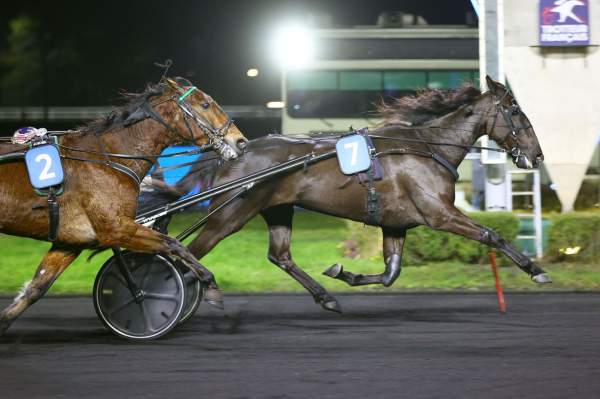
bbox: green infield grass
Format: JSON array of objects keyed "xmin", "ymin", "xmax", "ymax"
[{"xmin": 0, "ymin": 211, "xmax": 598, "ymax": 295}]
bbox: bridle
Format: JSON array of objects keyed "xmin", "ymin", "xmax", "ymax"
[
  {"xmin": 488, "ymin": 89, "xmax": 532, "ymax": 165},
  {"xmin": 171, "ymin": 86, "xmax": 236, "ymax": 158},
  {"xmin": 149, "ymin": 82, "xmax": 237, "ymax": 159}
]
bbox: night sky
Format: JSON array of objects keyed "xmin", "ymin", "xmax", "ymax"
[{"xmin": 0, "ymin": 0, "xmax": 474, "ymax": 108}]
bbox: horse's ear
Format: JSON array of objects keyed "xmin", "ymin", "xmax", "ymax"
[
  {"xmin": 163, "ymin": 77, "xmax": 179, "ymax": 91},
  {"xmin": 485, "ymin": 75, "xmax": 498, "ymax": 93}
]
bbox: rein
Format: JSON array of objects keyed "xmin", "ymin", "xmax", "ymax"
[
  {"xmin": 0, "ymin": 81, "xmax": 235, "ymax": 185},
  {"xmin": 366, "ymin": 134, "xmax": 506, "ymax": 153},
  {"xmin": 279, "ymin": 131, "xmax": 507, "ymax": 154},
  {"xmin": 55, "ymin": 141, "xmax": 213, "ymax": 164}
]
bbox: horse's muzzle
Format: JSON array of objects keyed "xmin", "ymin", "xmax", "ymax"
[
  {"xmin": 218, "ymin": 143, "xmax": 240, "ymax": 161},
  {"xmin": 236, "ymin": 138, "xmax": 248, "ymax": 153}
]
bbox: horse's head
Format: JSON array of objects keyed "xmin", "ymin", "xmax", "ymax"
[
  {"xmin": 160, "ymin": 77, "xmax": 248, "ymax": 160},
  {"xmin": 484, "ymin": 75, "xmax": 544, "ymax": 169}
]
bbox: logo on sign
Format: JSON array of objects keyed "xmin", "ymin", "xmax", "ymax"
[
  {"xmin": 540, "ymin": 0, "xmax": 589, "ymax": 46},
  {"xmin": 25, "ymin": 144, "xmax": 65, "ymax": 190},
  {"xmin": 336, "ymin": 134, "xmax": 372, "ymax": 175}
]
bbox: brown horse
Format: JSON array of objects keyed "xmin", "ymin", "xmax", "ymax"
[
  {"xmin": 151, "ymin": 76, "xmax": 549, "ymax": 312},
  {"xmin": 0, "ymin": 77, "xmax": 247, "ymax": 335}
]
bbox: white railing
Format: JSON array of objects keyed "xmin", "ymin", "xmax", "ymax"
[{"xmin": 505, "ymin": 169, "xmax": 543, "ymax": 259}]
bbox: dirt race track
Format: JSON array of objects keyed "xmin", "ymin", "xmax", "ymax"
[{"xmin": 1, "ymin": 293, "xmax": 599, "ymax": 399}]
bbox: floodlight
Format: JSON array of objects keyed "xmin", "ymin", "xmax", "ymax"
[
  {"xmin": 266, "ymin": 101, "xmax": 285, "ymax": 109},
  {"xmin": 272, "ymin": 25, "xmax": 314, "ymax": 68}
]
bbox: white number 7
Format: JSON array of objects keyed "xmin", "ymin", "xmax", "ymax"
[
  {"xmin": 35, "ymin": 153, "xmax": 57, "ymax": 181},
  {"xmin": 344, "ymin": 141, "xmax": 359, "ymax": 166}
]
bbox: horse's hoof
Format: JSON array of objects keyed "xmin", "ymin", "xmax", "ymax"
[
  {"xmin": 205, "ymin": 298, "xmax": 225, "ymax": 310},
  {"xmin": 323, "ymin": 263, "xmax": 343, "ymax": 278},
  {"xmin": 204, "ymin": 288, "xmax": 225, "ymax": 309},
  {"xmin": 382, "ymin": 254, "xmax": 402, "ymax": 287},
  {"xmin": 322, "ymin": 299, "xmax": 342, "ymax": 313},
  {"xmin": 0, "ymin": 321, "xmax": 10, "ymax": 336},
  {"xmin": 381, "ymin": 275, "xmax": 394, "ymax": 287},
  {"xmin": 532, "ymin": 273, "xmax": 552, "ymax": 284}
]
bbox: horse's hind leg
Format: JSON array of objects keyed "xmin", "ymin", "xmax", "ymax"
[
  {"xmin": 187, "ymin": 192, "xmax": 262, "ymax": 259},
  {"xmin": 323, "ymin": 228, "xmax": 406, "ymax": 287},
  {"xmin": 262, "ymin": 205, "xmax": 341, "ymax": 313},
  {"xmin": 428, "ymin": 206, "xmax": 550, "ymax": 282},
  {"xmin": 0, "ymin": 246, "xmax": 80, "ymax": 336}
]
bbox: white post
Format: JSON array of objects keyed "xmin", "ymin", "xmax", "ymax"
[
  {"xmin": 505, "ymin": 171, "xmax": 513, "ymax": 212},
  {"xmin": 479, "ymin": 0, "xmax": 508, "ymax": 211},
  {"xmin": 533, "ymin": 170, "xmax": 543, "ymax": 259}
]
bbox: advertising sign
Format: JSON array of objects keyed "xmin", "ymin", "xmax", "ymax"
[{"xmin": 540, "ymin": 0, "xmax": 590, "ymax": 46}]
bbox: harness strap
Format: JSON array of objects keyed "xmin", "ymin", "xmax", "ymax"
[
  {"xmin": 182, "ymin": 112, "xmax": 195, "ymax": 139},
  {"xmin": 365, "ymin": 170, "xmax": 380, "ymax": 225},
  {"xmin": 0, "ymin": 151, "xmax": 26, "ymax": 163},
  {"xmin": 366, "ymin": 134, "xmax": 506, "ymax": 153},
  {"xmin": 376, "ymin": 148, "xmax": 460, "ymax": 181},
  {"xmin": 108, "ymin": 161, "xmax": 142, "ymax": 185},
  {"xmin": 47, "ymin": 187, "xmax": 60, "ymax": 242},
  {"xmin": 431, "ymin": 153, "xmax": 460, "ymax": 181},
  {"xmin": 142, "ymin": 101, "xmax": 178, "ymax": 132},
  {"xmin": 123, "ymin": 100, "xmax": 177, "ymax": 133},
  {"xmin": 357, "ymin": 130, "xmax": 382, "ymax": 225},
  {"xmin": 93, "ymin": 132, "xmax": 142, "ymax": 187},
  {"xmin": 357, "ymin": 134, "xmax": 384, "ymax": 183},
  {"xmin": 56, "ymin": 143, "xmax": 211, "ymax": 162},
  {"xmin": 62, "ymin": 155, "xmax": 142, "ymax": 186}
]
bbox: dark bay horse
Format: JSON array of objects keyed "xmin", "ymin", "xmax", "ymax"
[
  {"xmin": 154, "ymin": 76, "xmax": 549, "ymax": 313},
  {"xmin": 0, "ymin": 77, "xmax": 247, "ymax": 335}
]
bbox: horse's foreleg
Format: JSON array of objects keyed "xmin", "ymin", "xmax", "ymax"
[
  {"xmin": 429, "ymin": 206, "xmax": 550, "ymax": 282},
  {"xmin": 262, "ymin": 205, "xmax": 341, "ymax": 313},
  {"xmin": 323, "ymin": 228, "xmax": 406, "ymax": 287},
  {"xmin": 0, "ymin": 246, "xmax": 80, "ymax": 335},
  {"xmin": 105, "ymin": 221, "xmax": 224, "ymax": 308}
]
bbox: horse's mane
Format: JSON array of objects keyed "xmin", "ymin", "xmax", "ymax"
[
  {"xmin": 79, "ymin": 82, "xmax": 166, "ymax": 135},
  {"xmin": 376, "ymin": 85, "xmax": 481, "ymax": 126}
]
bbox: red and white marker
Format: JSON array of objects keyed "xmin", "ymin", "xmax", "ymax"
[{"xmin": 488, "ymin": 252, "xmax": 506, "ymax": 314}]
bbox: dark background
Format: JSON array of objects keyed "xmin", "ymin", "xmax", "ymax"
[{"xmin": 0, "ymin": 0, "xmax": 474, "ymax": 108}]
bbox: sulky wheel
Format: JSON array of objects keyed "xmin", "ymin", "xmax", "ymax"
[
  {"xmin": 93, "ymin": 252, "xmax": 185, "ymax": 340},
  {"xmin": 176, "ymin": 265, "xmax": 203, "ymax": 325}
]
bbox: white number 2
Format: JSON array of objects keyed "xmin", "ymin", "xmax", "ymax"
[
  {"xmin": 344, "ymin": 141, "xmax": 359, "ymax": 166},
  {"xmin": 35, "ymin": 153, "xmax": 56, "ymax": 181}
]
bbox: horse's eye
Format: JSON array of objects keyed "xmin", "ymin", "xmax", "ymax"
[
  {"xmin": 202, "ymin": 102, "xmax": 210, "ymax": 110},
  {"xmin": 511, "ymin": 107, "xmax": 520, "ymax": 116}
]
